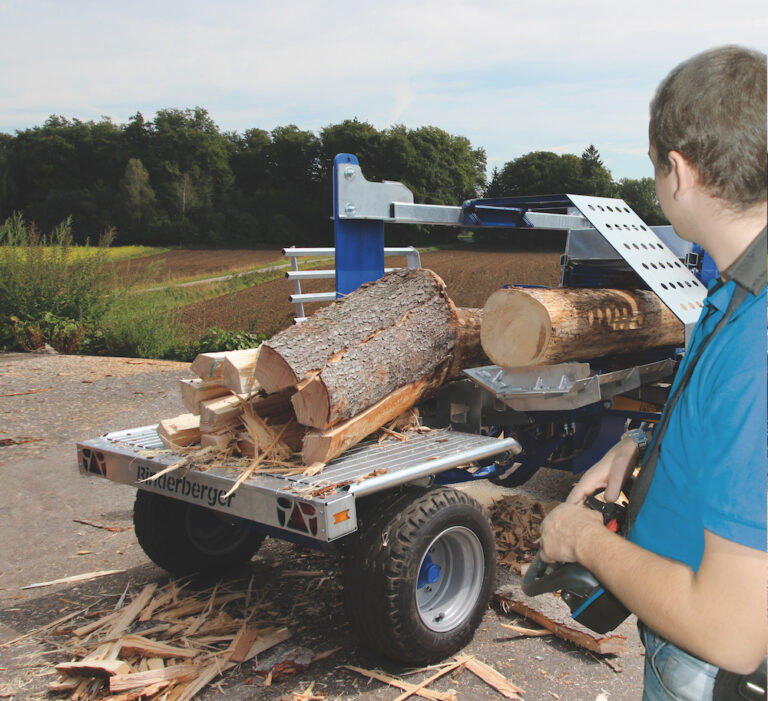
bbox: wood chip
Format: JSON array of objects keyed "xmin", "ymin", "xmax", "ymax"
[
  {"xmin": 342, "ymin": 666, "xmax": 456, "ymax": 701},
  {"xmin": 104, "ymin": 584, "xmax": 158, "ymax": 640},
  {"xmin": 499, "ymin": 622, "xmax": 552, "ymax": 637},
  {"xmin": 22, "ymin": 569, "xmax": 125, "ymax": 590},
  {"xmin": 461, "ymin": 656, "xmax": 523, "ymax": 699},
  {"xmin": 109, "ymin": 663, "xmax": 200, "ymax": 693}
]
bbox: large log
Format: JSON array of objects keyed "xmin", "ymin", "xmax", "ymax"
[
  {"xmin": 255, "ymin": 269, "xmax": 459, "ymax": 395},
  {"xmin": 292, "ymin": 306, "xmax": 485, "ymax": 430},
  {"xmin": 257, "ymin": 269, "xmax": 460, "ymax": 430},
  {"xmin": 480, "ymin": 286, "xmax": 684, "ymax": 368}
]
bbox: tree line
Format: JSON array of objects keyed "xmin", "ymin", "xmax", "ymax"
[{"xmin": 0, "ymin": 108, "xmax": 665, "ymax": 247}]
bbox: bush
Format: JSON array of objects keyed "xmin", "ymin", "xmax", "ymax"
[
  {"xmin": 187, "ymin": 327, "xmax": 265, "ymax": 356},
  {"xmin": 0, "ymin": 213, "xmax": 116, "ymax": 351}
]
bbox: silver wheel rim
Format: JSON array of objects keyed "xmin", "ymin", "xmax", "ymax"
[{"xmin": 415, "ymin": 526, "xmax": 485, "ymax": 633}]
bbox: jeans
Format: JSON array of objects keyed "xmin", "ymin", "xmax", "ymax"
[{"xmin": 639, "ymin": 623, "xmax": 718, "ymax": 701}]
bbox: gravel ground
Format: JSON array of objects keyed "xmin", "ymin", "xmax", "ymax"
[{"xmin": 0, "ymin": 351, "xmax": 645, "ymax": 700}]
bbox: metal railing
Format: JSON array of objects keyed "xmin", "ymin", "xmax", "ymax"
[{"xmin": 283, "ymin": 246, "xmax": 421, "ymax": 322}]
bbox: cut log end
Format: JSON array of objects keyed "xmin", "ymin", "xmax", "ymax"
[
  {"xmin": 480, "ymin": 288, "xmax": 551, "ymax": 367},
  {"xmin": 291, "ymin": 376, "xmax": 331, "ymax": 430},
  {"xmin": 254, "ymin": 344, "xmax": 299, "ymax": 394}
]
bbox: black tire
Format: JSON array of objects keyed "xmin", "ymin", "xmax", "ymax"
[
  {"xmin": 133, "ymin": 490, "xmax": 265, "ymax": 576},
  {"xmin": 342, "ymin": 486, "xmax": 496, "ymax": 664}
]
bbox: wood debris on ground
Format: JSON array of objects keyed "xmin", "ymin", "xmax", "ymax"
[
  {"xmin": 38, "ymin": 578, "xmax": 293, "ymax": 700},
  {"xmin": 495, "ymin": 582, "xmax": 626, "ymax": 656},
  {"xmin": 489, "ymin": 494, "xmax": 559, "ymax": 574},
  {"xmin": 343, "ymin": 654, "xmax": 523, "ymax": 700},
  {"xmin": 0, "ymin": 435, "xmax": 45, "ymax": 446}
]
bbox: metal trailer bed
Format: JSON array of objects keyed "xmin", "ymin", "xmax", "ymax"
[{"xmin": 77, "ymin": 427, "xmax": 519, "ymax": 544}]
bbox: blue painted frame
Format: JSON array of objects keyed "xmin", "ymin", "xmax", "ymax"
[{"xmin": 333, "ymin": 153, "xmax": 385, "ymax": 297}]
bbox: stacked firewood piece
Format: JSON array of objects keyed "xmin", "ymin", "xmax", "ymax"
[{"xmin": 157, "ymin": 347, "xmax": 304, "ymax": 465}]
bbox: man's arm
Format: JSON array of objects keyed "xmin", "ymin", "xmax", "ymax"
[{"xmin": 540, "ymin": 504, "xmax": 767, "ymax": 674}]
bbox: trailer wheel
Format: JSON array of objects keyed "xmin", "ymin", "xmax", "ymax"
[
  {"xmin": 133, "ymin": 490, "xmax": 264, "ymax": 576},
  {"xmin": 343, "ymin": 486, "xmax": 495, "ymax": 664}
]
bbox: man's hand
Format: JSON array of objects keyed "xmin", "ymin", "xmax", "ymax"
[
  {"xmin": 566, "ymin": 435, "xmax": 639, "ymax": 505},
  {"xmin": 539, "ymin": 502, "xmax": 604, "ymax": 563}
]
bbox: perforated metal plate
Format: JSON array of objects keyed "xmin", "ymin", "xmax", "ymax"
[{"xmin": 567, "ymin": 194, "xmax": 706, "ymax": 330}]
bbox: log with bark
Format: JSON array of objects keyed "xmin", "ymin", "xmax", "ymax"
[
  {"xmin": 256, "ymin": 269, "xmax": 489, "ymax": 433},
  {"xmin": 255, "ymin": 269, "xmax": 459, "ymax": 397},
  {"xmin": 480, "ymin": 286, "xmax": 684, "ymax": 368}
]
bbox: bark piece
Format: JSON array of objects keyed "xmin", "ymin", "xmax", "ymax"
[
  {"xmin": 494, "ymin": 582, "xmax": 626, "ymax": 655},
  {"xmin": 221, "ymin": 348, "xmax": 262, "ymax": 394},
  {"xmin": 481, "ymin": 286, "xmax": 684, "ymax": 367},
  {"xmin": 301, "ymin": 363, "xmax": 449, "ymax": 465},
  {"xmin": 179, "ymin": 378, "xmax": 230, "ymax": 415},
  {"xmin": 255, "ymin": 269, "xmax": 458, "ymax": 395},
  {"xmin": 157, "ymin": 413, "xmax": 201, "ymax": 449}
]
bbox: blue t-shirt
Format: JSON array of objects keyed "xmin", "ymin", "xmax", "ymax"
[{"xmin": 629, "ymin": 278, "xmax": 767, "ymax": 571}]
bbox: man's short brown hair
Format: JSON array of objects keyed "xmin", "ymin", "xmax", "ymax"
[{"xmin": 649, "ymin": 45, "xmax": 767, "ymax": 210}]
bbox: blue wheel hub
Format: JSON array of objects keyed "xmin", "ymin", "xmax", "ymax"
[{"xmin": 417, "ymin": 554, "xmax": 441, "ymax": 589}]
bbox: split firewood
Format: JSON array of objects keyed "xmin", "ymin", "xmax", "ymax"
[
  {"xmin": 240, "ymin": 405, "xmax": 293, "ymax": 461},
  {"xmin": 179, "ymin": 378, "xmax": 230, "ymax": 414},
  {"xmin": 481, "ymin": 286, "xmax": 684, "ymax": 368},
  {"xmin": 200, "ymin": 429, "xmax": 239, "ymax": 452},
  {"xmin": 199, "ymin": 394, "xmax": 245, "ymax": 432},
  {"xmin": 301, "ymin": 362, "xmax": 449, "ymax": 465},
  {"xmin": 221, "ymin": 347, "xmax": 262, "ymax": 394},
  {"xmin": 118, "ymin": 635, "xmax": 200, "ymax": 659},
  {"xmin": 189, "ymin": 351, "xmax": 230, "ymax": 380},
  {"xmin": 157, "ymin": 413, "xmax": 201, "ymax": 449}
]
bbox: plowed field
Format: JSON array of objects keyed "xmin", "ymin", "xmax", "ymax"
[
  {"xmin": 113, "ymin": 248, "xmax": 285, "ymax": 283},
  {"xmin": 176, "ymin": 248, "xmax": 563, "ymax": 338}
]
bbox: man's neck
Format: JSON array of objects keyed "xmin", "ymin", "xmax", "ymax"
[{"xmin": 688, "ymin": 198, "xmax": 767, "ymax": 271}]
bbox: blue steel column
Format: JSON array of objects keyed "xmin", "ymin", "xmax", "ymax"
[{"xmin": 333, "ymin": 153, "xmax": 385, "ymax": 297}]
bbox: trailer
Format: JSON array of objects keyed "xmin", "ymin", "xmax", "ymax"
[{"xmin": 76, "ymin": 154, "xmax": 710, "ymax": 664}]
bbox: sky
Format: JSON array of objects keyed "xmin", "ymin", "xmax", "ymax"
[{"xmin": 1, "ymin": 0, "xmax": 766, "ymax": 183}]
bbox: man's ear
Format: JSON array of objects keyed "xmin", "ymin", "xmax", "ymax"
[{"xmin": 668, "ymin": 150, "xmax": 698, "ymax": 199}]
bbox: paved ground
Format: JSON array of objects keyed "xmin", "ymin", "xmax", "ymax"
[{"xmin": 0, "ymin": 352, "xmax": 645, "ymax": 700}]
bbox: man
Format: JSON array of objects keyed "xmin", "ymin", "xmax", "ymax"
[{"xmin": 539, "ymin": 45, "xmax": 767, "ymax": 700}]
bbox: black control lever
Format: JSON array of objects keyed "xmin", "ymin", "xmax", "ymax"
[{"xmin": 521, "ymin": 493, "xmax": 630, "ymax": 634}]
